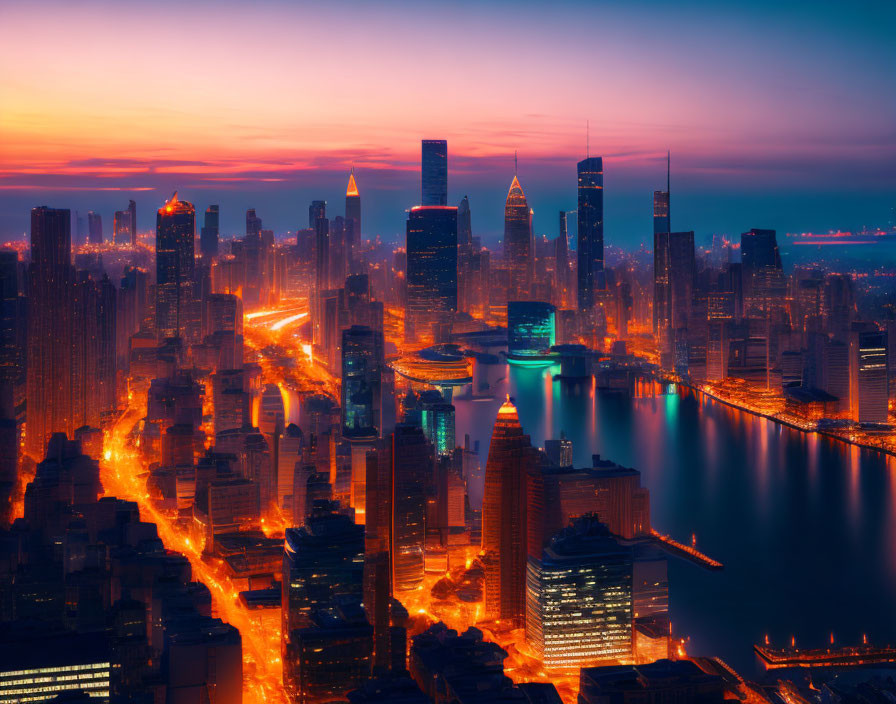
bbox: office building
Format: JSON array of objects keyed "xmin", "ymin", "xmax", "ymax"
[
  {"xmin": 856, "ymin": 330, "xmax": 889, "ymax": 424},
  {"xmin": 508, "ymin": 301, "xmax": 556, "ymax": 361},
  {"xmin": 577, "ymin": 156, "xmax": 604, "ymax": 312},
  {"xmin": 87, "ymin": 210, "xmax": 103, "ymax": 244},
  {"xmin": 418, "ymin": 390, "xmax": 455, "ymax": 458},
  {"xmin": 544, "ymin": 433, "xmax": 572, "ymax": 468},
  {"xmin": 342, "ymin": 325, "xmax": 385, "ymax": 440},
  {"xmin": 113, "ymin": 200, "xmax": 136, "ymax": 246},
  {"xmin": 201, "ymin": 204, "xmax": 219, "ymax": 259},
  {"xmin": 422, "ymin": 139, "xmax": 448, "ymax": 206},
  {"xmin": 525, "ymin": 516, "xmax": 633, "ymax": 669},
  {"xmin": 741, "ymin": 228, "xmax": 785, "ymax": 318},
  {"xmin": 26, "ymin": 207, "xmax": 74, "ymax": 458},
  {"xmin": 578, "ymin": 660, "xmax": 725, "ymax": 704},
  {"xmin": 346, "ymin": 170, "xmax": 361, "ymax": 272},
  {"xmin": 405, "ymin": 206, "xmax": 457, "ymax": 340},
  {"xmin": 481, "ymin": 398, "xmax": 540, "ymax": 624},
  {"xmin": 504, "ymin": 174, "xmax": 533, "ymax": 300},
  {"xmin": 155, "ymin": 192, "xmax": 196, "ymax": 342}
]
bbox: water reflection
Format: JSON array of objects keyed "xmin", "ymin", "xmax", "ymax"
[{"xmin": 453, "ymin": 364, "xmax": 896, "ymax": 675}]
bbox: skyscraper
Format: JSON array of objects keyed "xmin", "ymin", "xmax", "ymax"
[
  {"xmin": 741, "ymin": 228, "xmax": 785, "ymax": 318},
  {"xmin": 653, "ymin": 152, "xmax": 670, "ymax": 236},
  {"xmin": 654, "ymin": 231, "xmax": 695, "ymax": 362},
  {"xmin": 26, "ymin": 207, "xmax": 73, "ymax": 458},
  {"xmin": 155, "ymin": 192, "xmax": 196, "ymax": 341},
  {"xmin": 127, "ymin": 199, "xmax": 137, "ymax": 245},
  {"xmin": 341, "ymin": 325, "xmax": 384, "ymax": 440},
  {"xmin": 87, "ymin": 210, "xmax": 103, "ymax": 244},
  {"xmin": 246, "ymin": 208, "xmax": 262, "ymax": 237},
  {"xmin": 525, "ymin": 516, "xmax": 634, "ymax": 669},
  {"xmin": 405, "ymin": 206, "xmax": 457, "ymax": 340},
  {"xmin": 504, "ymin": 173, "xmax": 532, "ymax": 301},
  {"xmin": 481, "ymin": 398, "xmax": 540, "ymax": 624},
  {"xmin": 421, "ymin": 139, "xmax": 448, "ymax": 206},
  {"xmin": 345, "ymin": 170, "xmax": 361, "ymax": 274},
  {"xmin": 200, "ymin": 204, "xmax": 219, "ymax": 259},
  {"xmin": 856, "ymin": 330, "xmax": 888, "ymax": 424},
  {"xmin": 577, "ymin": 156, "xmax": 604, "ymax": 313},
  {"xmin": 386, "ymin": 424, "xmax": 430, "ymax": 590}
]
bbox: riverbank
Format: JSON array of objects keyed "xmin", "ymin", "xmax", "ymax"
[{"xmin": 681, "ymin": 381, "xmax": 896, "ymax": 460}]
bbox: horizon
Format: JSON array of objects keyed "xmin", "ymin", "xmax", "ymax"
[{"xmin": 1, "ymin": 0, "xmax": 894, "ymax": 244}]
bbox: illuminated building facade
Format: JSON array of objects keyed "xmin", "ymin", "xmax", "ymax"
[
  {"xmin": 405, "ymin": 206, "xmax": 457, "ymax": 340},
  {"xmin": 26, "ymin": 207, "xmax": 74, "ymax": 459},
  {"xmin": 504, "ymin": 174, "xmax": 532, "ymax": 300},
  {"xmin": 342, "ymin": 325, "xmax": 385, "ymax": 440},
  {"xmin": 155, "ymin": 192, "xmax": 196, "ymax": 342},
  {"xmin": 482, "ymin": 398, "xmax": 540, "ymax": 624},
  {"xmin": 525, "ymin": 516, "xmax": 633, "ymax": 670},
  {"xmin": 113, "ymin": 200, "xmax": 136, "ymax": 245},
  {"xmin": 577, "ymin": 156, "xmax": 604, "ymax": 312},
  {"xmin": 421, "ymin": 139, "xmax": 448, "ymax": 206},
  {"xmin": 856, "ymin": 330, "xmax": 889, "ymax": 424},
  {"xmin": 508, "ymin": 301, "xmax": 556, "ymax": 361},
  {"xmin": 387, "ymin": 424, "xmax": 430, "ymax": 590},
  {"xmin": 346, "ymin": 169, "xmax": 361, "ymax": 273},
  {"xmin": 418, "ymin": 389, "xmax": 455, "ymax": 457},
  {"xmin": 654, "ymin": 231, "xmax": 695, "ymax": 367},
  {"xmin": 0, "ymin": 632, "xmax": 111, "ymax": 703}
]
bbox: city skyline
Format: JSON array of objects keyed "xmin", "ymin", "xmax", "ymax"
[{"xmin": 1, "ymin": 1, "xmax": 894, "ymax": 242}]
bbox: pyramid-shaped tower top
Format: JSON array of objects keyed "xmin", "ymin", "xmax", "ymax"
[
  {"xmin": 346, "ymin": 169, "xmax": 359, "ymax": 198},
  {"xmin": 497, "ymin": 394, "xmax": 519, "ymax": 419}
]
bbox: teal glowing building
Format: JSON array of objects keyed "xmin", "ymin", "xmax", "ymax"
[{"xmin": 507, "ymin": 301, "xmax": 556, "ymax": 366}]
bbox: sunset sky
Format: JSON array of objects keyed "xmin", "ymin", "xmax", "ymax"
[{"xmin": 1, "ymin": 0, "xmax": 894, "ymax": 245}]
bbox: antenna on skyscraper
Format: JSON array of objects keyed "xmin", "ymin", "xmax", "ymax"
[{"xmin": 514, "ymin": 150, "xmax": 518, "ymax": 175}]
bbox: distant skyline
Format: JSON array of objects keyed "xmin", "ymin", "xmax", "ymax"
[{"xmin": 1, "ymin": 0, "xmax": 894, "ymax": 245}]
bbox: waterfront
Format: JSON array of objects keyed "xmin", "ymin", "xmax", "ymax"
[{"xmin": 454, "ymin": 363, "xmax": 896, "ymax": 677}]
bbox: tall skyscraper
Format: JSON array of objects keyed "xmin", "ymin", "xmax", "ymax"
[
  {"xmin": 653, "ymin": 152, "xmax": 671, "ymax": 236},
  {"xmin": 741, "ymin": 228, "xmax": 785, "ymax": 318},
  {"xmin": 113, "ymin": 199, "xmax": 137, "ymax": 245},
  {"xmin": 345, "ymin": 170, "xmax": 361, "ymax": 273},
  {"xmin": 341, "ymin": 325, "xmax": 384, "ymax": 440},
  {"xmin": 309, "ymin": 200, "xmax": 327, "ymax": 229},
  {"xmin": 856, "ymin": 330, "xmax": 889, "ymax": 424},
  {"xmin": 127, "ymin": 199, "xmax": 137, "ymax": 245},
  {"xmin": 246, "ymin": 208, "xmax": 262, "ymax": 237},
  {"xmin": 504, "ymin": 173, "xmax": 532, "ymax": 301},
  {"xmin": 654, "ymin": 231, "xmax": 695, "ymax": 360},
  {"xmin": 315, "ymin": 215, "xmax": 330, "ymax": 293},
  {"xmin": 405, "ymin": 206, "xmax": 457, "ymax": 340},
  {"xmin": 155, "ymin": 192, "xmax": 196, "ymax": 341},
  {"xmin": 200, "ymin": 204, "xmax": 219, "ymax": 259},
  {"xmin": 481, "ymin": 398, "xmax": 540, "ymax": 624},
  {"xmin": 525, "ymin": 516, "xmax": 634, "ymax": 669},
  {"xmin": 577, "ymin": 157, "xmax": 604, "ymax": 313},
  {"xmin": 421, "ymin": 139, "xmax": 447, "ymax": 206},
  {"xmin": 87, "ymin": 210, "xmax": 103, "ymax": 245},
  {"xmin": 26, "ymin": 207, "xmax": 73, "ymax": 458}
]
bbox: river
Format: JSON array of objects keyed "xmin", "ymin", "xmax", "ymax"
[{"xmin": 453, "ymin": 363, "xmax": 896, "ymax": 676}]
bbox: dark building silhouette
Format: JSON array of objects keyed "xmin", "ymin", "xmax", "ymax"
[
  {"xmin": 155, "ymin": 192, "xmax": 196, "ymax": 342},
  {"xmin": 578, "ymin": 660, "xmax": 724, "ymax": 704},
  {"xmin": 26, "ymin": 207, "xmax": 74, "ymax": 458},
  {"xmin": 200, "ymin": 204, "xmax": 219, "ymax": 259},
  {"xmin": 421, "ymin": 139, "xmax": 448, "ymax": 206},
  {"xmin": 577, "ymin": 156, "xmax": 604, "ymax": 312},
  {"xmin": 654, "ymin": 231, "xmax": 695, "ymax": 366},
  {"xmin": 481, "ymin": 398, "xmax": 540, "ymax": 624},
  {"xmin": 87, "ymin": 210, "xmax": 103, "ymax": 244},
  {"xmin": 741, "ymin": 228, "xmax": 785, "ymax": 318},
  {"xmin": 405, "ymin": 206, "xmax": 457, "ymax": 340}
]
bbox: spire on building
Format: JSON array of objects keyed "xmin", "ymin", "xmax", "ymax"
[{"xmin": 347, "ymin": 169, "xmax": 359, "ymax": 198}]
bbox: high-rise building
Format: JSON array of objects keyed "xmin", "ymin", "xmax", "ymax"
[
  {"xmin": 26, "ymin": 207, "xmax": 74, "ymax": 458},
  {"xmin": 87, "ymin": 210, "xmax": 103, "ymax": 244},
  {"xmin": 201, "ymin": 204, "xmax": 219, "ymax": 259},
  {"xmin": 855, "ymin": 330, "xmax": 889, "ymax": 424},
  {"xmin": 113, "ymin": 207, "xmax": 132, "ymax": 245},
  {"xmin": 128, "ymin": 199, "xmax": 137, "ymax": 245},
  {"xmin": 309, "ymin": 200, "xmax": 326, "ymax": 229},
  {"xmin": 246, "ymin": 208, "xmax": 262, "ymax": 237},
  {"xmin": 741, "ymin": 228, "xmax": 785, "ymax": 318},
  {"xmin": 654, "ymin": 231, "xmax": 695, "ymax": 364},
  {"xmin": 346, "ymin": 170, "xmax": 361, "ymax": 273},
  {"xmin": 544, "ymin": 433, "xmax": 573, "ymax": 468},
  {"xmin": 342, "ymin": 325, "xmax": 385, "ymax": 440},
  {"xmin": 577, "ymin": 156, "xmax": 604, "ymax": 312},
  {"xmin": 405, "ymin": 206, "xmax": 457, "ymax": 340},
  {"xmin": 481, "ymin": 398, "xmax": 540, "ymax": 624},
  {"xmin": 653, "ymin": 152, "xmax": 671, "ymax": 236},
  {"xmin": 315, "ymin": 214, "xmax": 330, "ymax": 293},
  {"xmin": 418, "ymin": 390, "xmax": 455, "ymax": 458},
  {"xmin": 525, "ymin": 516, "xmax": 634, "ymax": 669},
  {"xmin": 504, "ymin": 173, "xmax": 533, "ymax": 300},
  {"xmin": 282, "ymin": 501, "xmax": 365, "ymax": 639},
  {"xmin": 507, "ymin": 301, "xmax": 556, "ymax": 361},
  {"xmin": 387, "ymin": 424, "xmax": 430, "ymax": 590},
  {"xmin": 421, "ymin": 139, "xmax": 447, "ymax": 206},
  {"xmin": 155, "ymin": 192, "xmax": 196, "ymax": 342},
  {"xmin": 578, "ymin": 660, "xmax": 724, "ymax": 704}
]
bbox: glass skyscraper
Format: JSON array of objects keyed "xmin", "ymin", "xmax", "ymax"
[
  {"xmin": 341, "ymin": 325, "xmax": 384, "ymax": 440},
  {"xmin": 421, "ymin": 139, "xmax": 447, "ymax": 206},
  {"xmin": 577, "ymin": 157, "xmax": 604, "ymax": 313},
  {"xmin": 200, "ymin": 204, "xmax": 219, "ymax": 259},
  {"xmin": 504, "ymin": 175, "xmax": 532, "ymax": 300},
  {"xmin": 155, "ymin": 192, "xmax": 196, "ymax": 342},
  {"xmin": 405, "ymin": 206, "xmax": 457, "ymax": 340}
]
